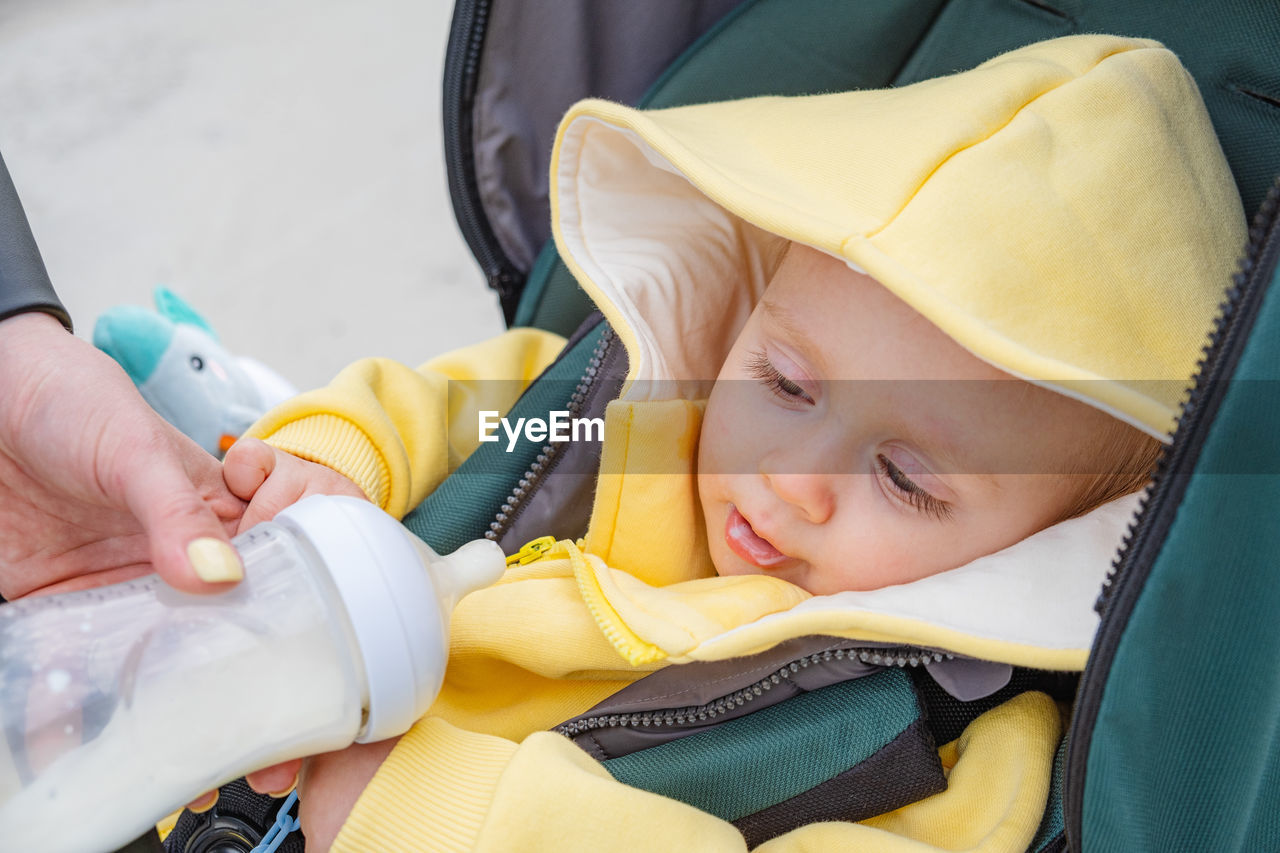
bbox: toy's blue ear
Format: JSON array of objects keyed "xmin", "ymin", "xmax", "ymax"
[
  {"xmin": 154, "ymin": 286, "xmax": 217, "ymax": 340},
  {"xmin": 94, "ymin": 306, "xmax": 174, "ymax": 385}
]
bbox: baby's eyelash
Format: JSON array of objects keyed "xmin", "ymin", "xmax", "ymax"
[
  {"xmin": 876, "ymin": 454, "xmax": 954, "ymax": 521},
  {"xmin": 746, "ymin": 350, "xmax": 812, "ymax": 403}
]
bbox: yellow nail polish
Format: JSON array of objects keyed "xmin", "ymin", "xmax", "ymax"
[
  {"xmin": 187, "ymin": 791, "xmax": 219, "ymax": 813},
  {"xmin": 265, "ymin": 773, "xmax": 299, "ymax": 798},
  {"xmin": 187, "ymin": 538, "xmax": 243, "ymax": 583}
]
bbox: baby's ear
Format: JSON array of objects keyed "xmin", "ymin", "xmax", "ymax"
[{"xmin": 153, "ymin": 286, "xmax": 218, "ymax": 339}]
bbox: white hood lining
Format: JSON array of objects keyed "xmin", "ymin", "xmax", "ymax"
[
  {"xmin": 557, "ymin": 118, "xmax": 782, "ymax": 399},
  {"xmin": 702, "ymin": 491, "xmax": 1141, "ymax": 655}
]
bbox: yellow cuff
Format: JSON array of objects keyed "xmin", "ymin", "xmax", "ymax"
[
  {"xmin": 264, "ymin": 415, "xmax": 391, "ymax": 510},
  {"xmin": 332, "ymin": 718, "xmax": 518, "ymax": 853}
]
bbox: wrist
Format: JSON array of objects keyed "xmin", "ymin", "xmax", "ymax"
[
  {"xmin": 0, "ymin": 309, "xmax": 68, "ymax": 341},
  {"xmin": 262, "ymin": 417, "xmax": 390, "ymax": 511},
  {"xmin": 0, "ymin": 312, "xmax": 76, "ymax": 402},
  {"xmin": 0, "ymin": 303, "xmax": 72, "ymax": 337}
]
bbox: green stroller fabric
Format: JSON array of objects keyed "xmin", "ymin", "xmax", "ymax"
[
  {"xmin": 1069, "ymin": 182, "xmax": 1280, "ymax": 850},
  {"xmin": 501, "ymin": 0, "xmax": 1280, "ymax": 335}
]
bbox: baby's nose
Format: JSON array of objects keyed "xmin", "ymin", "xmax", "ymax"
[{"xmin": 760, "ymin": 470, "xmax": 835, "ymax": 525}]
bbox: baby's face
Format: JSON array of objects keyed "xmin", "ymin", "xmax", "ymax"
[{"xmin": 697, "ymin": 245, "xmax": 1118, "ymax": 594}]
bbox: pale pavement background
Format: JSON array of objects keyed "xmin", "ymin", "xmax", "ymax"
[{"xmin": 0, "ymin": 0, "xmax": 502, "ymax": 392}]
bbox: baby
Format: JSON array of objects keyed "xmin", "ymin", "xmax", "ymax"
[{"xmin": 212, "ymin": 34, "xmax": 1244, "ymax": 853}]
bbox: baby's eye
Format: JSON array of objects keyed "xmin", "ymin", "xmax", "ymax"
[
  {"xmin": 876, "ymin": 454, "xmax": 953, "ymax": 521},
  {"xmin": 746, "ymin": 350, "xmax": 813, "ymax": 404}
]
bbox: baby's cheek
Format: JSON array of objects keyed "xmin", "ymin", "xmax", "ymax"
[
  {"xmin": 807, "ymin": 512, "xmax": 944, "ymax": 593},
  {"xmin": 701, "ymin": 390, "xmax": 761, "ymax": 476}
]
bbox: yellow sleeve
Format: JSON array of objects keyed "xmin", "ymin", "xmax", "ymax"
[
  {"xmin": 332, "ymin": 693, "xmax": 1061, "ymax": 853},
  {"xmin": 243, "ymin": 327, "xmax": 566, "ymax": 519}
]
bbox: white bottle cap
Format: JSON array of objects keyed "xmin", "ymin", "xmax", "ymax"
[{"xmin": 275, "ymin": 495, "xmax": 505, "ymax": 742}]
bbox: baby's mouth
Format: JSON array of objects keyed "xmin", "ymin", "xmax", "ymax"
[{"xmin": 725, "ymin": 505, "xmax": 790, "ymax": 568}]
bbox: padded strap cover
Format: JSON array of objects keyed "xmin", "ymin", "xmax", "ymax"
[{"xmin": 0, "ymin": 152, "xmax": 68, "ymax": 330}]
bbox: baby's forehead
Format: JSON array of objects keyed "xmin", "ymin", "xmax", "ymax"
[
  {"xmin": 756, "ymin": 293, "xmax": 808, "ymax": 340},
  {"xmin": 756, "ymin": 262, "xmax": 989, "ymax": 379}
]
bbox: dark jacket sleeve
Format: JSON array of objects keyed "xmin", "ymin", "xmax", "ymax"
[{"xmin": 0, "ymin": 151, "xmax": 70, "ymax": 330}]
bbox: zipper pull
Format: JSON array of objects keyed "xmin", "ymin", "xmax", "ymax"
[{"xmin": 506, "ymin": 535, "xmax": 563, "ymax": 567}]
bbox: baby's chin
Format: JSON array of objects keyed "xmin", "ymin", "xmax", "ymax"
[{"xmin": 708, "ymin": 548, "xmax": 758, "ymax": 579}]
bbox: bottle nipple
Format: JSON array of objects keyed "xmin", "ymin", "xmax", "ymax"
[{"xmin": 414, "ymin": 539, "xmax": 506, "ymax": 614}]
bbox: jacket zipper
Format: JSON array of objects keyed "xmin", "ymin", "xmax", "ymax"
[
  {"xmin": 504, "ymin": 536, "xmax": 951, "ymax": 735},
  {"xmin": 1093, "ymin": 182, "xmax": 1280, "ymax": 616},
  {"xmin": 485, "ymin": 326, "xmax": 617, "ymax": 541},
  {"xmin": 1065, "ymin": 178, "xmax": 1280, "ymax": 849},
  {"xmin": 504, "ymin": 534, "xmax": 576, "ymax": 566},
  {"xmin": 554, "ymin": 646, "xmax": 951, "ymax": 737},
  {"xmin": 443, "ymin": 0, "xmax": 523, "ymax": 324}
]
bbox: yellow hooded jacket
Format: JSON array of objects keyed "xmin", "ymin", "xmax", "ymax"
[{"xmin": 244, "ymin": 35, "xmax": 1243, "ymax": 852}]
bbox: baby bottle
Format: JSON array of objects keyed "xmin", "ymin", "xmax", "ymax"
[{"xmin": 0, "ymin": 495, "xmax": 505, "ymax": 853}]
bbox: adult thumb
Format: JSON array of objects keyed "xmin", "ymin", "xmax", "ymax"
[{"xmin": 122, "ymin": 449, "xmax": 243, "ymax": 593}]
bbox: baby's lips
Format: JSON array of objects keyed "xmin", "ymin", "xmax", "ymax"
[{"xmin": 725, "ymin": 505, "xmax": 790, "ymax": 568}]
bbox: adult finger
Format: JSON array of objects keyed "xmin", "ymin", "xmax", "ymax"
[
  {"xmin": 119, "ymin": 436, "xmax": 243, "ymax": 593},
  {"xmin": 185, "ymin": 790, "xmax": 219, "ymax": 814},
  {"xmin": 246, "ymin": 759, "xmax": 303, "ymax": 797}
]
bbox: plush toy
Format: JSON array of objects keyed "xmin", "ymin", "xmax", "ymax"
[{"xmin": 94, "ymin": 287, "xmax": 297, "ymax": 459}]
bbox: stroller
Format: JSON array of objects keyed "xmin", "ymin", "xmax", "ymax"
[{"xmin": 156, "ymin": 0, "xmax": 1280, "ymax": 851}]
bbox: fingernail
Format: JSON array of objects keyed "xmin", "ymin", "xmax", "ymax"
[
  {"xmin": 187, "ymin": 538, "xmax": 243, "ymax": 583},
  {"xmin": 265, "ymin": 772, "xmax": 300, "ymax": 798},
  {"xmin": 187, "ymin": 791, "xmax": 219, "ymax": 813}
]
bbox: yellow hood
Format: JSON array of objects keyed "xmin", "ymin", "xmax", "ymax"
[{"xmin": 549, "ymin": 34, "xmax": 1245, "ymax": 439}]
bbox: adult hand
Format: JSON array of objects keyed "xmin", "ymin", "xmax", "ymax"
[{"xmin": 0, "ymin": 311, "xmax": 245, "ymax": 599}]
